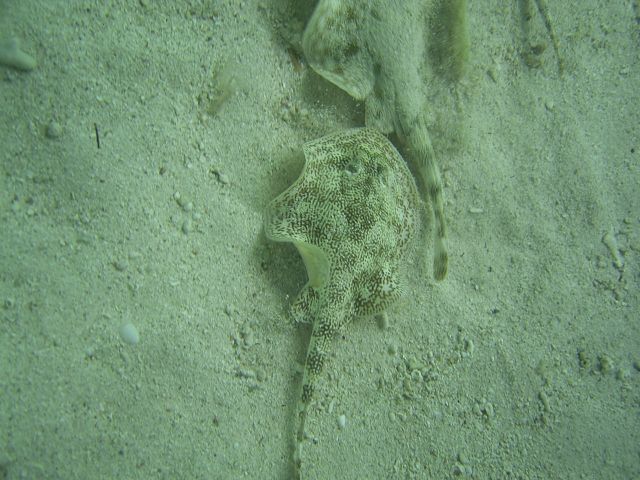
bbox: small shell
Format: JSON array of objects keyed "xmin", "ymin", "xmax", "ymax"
[{"xmin": 337, "ymin": 414, "xmax": 346, "ymax": 430}]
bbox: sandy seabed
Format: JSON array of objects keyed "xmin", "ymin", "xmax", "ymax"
[{"xmin": 1, "ymin": 1, "xmax": 638, "ymax": 479}]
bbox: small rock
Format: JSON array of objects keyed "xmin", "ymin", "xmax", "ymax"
[
  {"xmin": 113, "ymin": 260, "xmax": 128, "ymax": 272},
  {"xmin": 45, "ymin": 121, "xmax": 63, "ymax": 139},
  {"xmin": 337, "ymin": 414, "xmax": 346, "ymax": 429},
  {"xmin": 452, "ymin": 464, "xmax": 465, "ymax": 476},
  {"xmin": 0, "ymin": 37, "xmax": 37, "ymax": 71},
  {"xmin": 217, "ymin": 172, "xmax": 230, "ymax": 185},
  {"xmin": 119, "ymin": 323, "xmax": 140, "ymax": 345}
]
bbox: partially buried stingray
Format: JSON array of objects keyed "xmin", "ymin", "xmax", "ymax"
[
  {"xmin": 267, "ymin": 2, "xmax": 467, "ymax": 476},
  {"xmin": 265, "ymin": 128, "xmax": 420, "ymax": 478},
  {"xmin": 302, "ymin": 0, "xmax": 461, "ymax": 281}
]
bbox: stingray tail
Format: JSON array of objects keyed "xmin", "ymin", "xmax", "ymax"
[
  {"xmin": 401, "ymin": 114, "xmax": 449, "ymax": 281},
  {"xmin": 294, "ymin": 323, "xmax": 332, "ymax": 479}
]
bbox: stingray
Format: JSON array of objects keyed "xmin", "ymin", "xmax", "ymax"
[
  {"xmin": 302, "ymin": 0, "xmax": 467, "ymax": 281},
  {"xmin": 266, "ymin": 128, "xmax": 421, "ymax": 479}
]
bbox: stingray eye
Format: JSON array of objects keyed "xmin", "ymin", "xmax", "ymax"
[
  {"xmin": 344, "ymin": 160, "xmax": 361, "ymax": 176},
  {"xmin": 376, "ymin": 163, "xmax": 389, "ymax": 185}
]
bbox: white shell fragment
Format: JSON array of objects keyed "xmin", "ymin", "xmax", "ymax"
[
  {"xmin": 337, "ymin": 414, "xmax": 347, "ymax": 430},
  {"xmin": 119, "ymin": 322, "xmax": 140, "ymax": 345}
]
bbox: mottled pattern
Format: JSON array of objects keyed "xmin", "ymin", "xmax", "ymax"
[
  {"xmin": 265, "ymin": 128, "xmax": 420, "ymax": 478},
  {"xmin": 302, "ymin": 0, "xmax": 450, "ymax": 281}
]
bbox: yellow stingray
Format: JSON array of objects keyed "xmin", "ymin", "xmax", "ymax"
[{"xmin": 302, "ymin": 0, "xmax": 469, "ymax": 280}]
